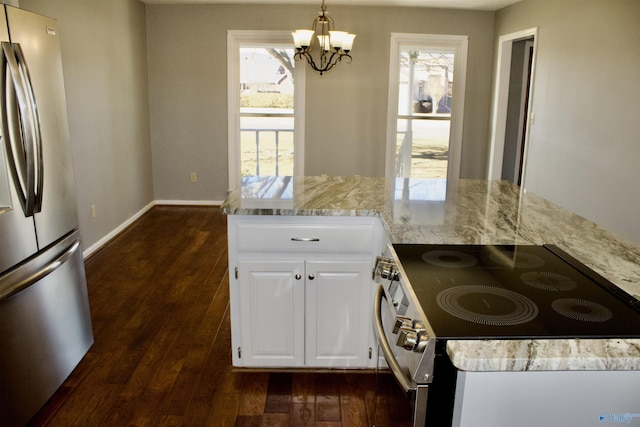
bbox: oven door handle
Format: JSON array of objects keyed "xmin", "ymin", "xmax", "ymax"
[{"xmin": 374, "ymin": 284, "xmax": 416, "ymax": 394}]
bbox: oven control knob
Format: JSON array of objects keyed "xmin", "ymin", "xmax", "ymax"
[
  {"xmin": 375, "ymin": 257, "xmax": 400, "ymax": 282},
  {"xmin": 393, "ymin": 316, "xmax": 412, "ymax": 334},
  {"xmin": 414, "ymin": 331, "xmax": 430, "ymax": 353},
  {"xmin": 382, "ymin": 266, "xmax": 399, "ymax": 281},
  {"xmin": 396, "ymin": 327, "xmax": 419, "ymax": 351},
  {"xmin": 397, "ymin": 327, "xmax": 429, "ymax": 353},
  {"xmin": 412, "ymin": 321, "xmax": 426, "ymax": 331}
]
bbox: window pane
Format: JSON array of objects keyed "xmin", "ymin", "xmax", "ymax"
[
  {"xmin": 398, "ymin": 50, "xmax": 453, "ymax": 115},
  {"xmin": 240, "ymin": 116, "xmax": 294, "ymax": 177},
  {"xmin": 239, "ymin": 47, "xmax": 295, "ymax": 177},
  {"xmin": 395, "ymin": 48, "xmax": 454, "ymax": 180},
  {"xmin": 240, "ymin": 48, "xmax": 295, "ymax": 111},
  {"xmin": 396, "ymin": 119, "xmax": 450, "ymax": 179}
]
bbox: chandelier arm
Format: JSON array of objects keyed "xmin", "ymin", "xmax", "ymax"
[
  {"xmin": 341, "ymin": 52, "xmax": 353, "ymax": 64},
  {"xmin": 295, "ymin": 49, "xmax": 352, "ymax": 75},
  {"xmin": 324, "ymin": 52, "xmax": 342, "ymax": 73},
  {"xmin": 318, "ymin": 51, "xmax": 340, "ymax": 74},
  {"xmin": 296, "ymin": 50, "xmax": 322, "ymax": 73},
  {"xmin": 325, "ymin": 15, "xmax": 335, "ymax": 28},
  {"xmin": 325, "ymin": 50, "xmax": 340, "ymax": 69}
]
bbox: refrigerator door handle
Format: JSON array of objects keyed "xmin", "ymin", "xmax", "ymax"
[
  {"xmin": 13, "ymin": 43, "xmax": 43, "ymax": 212},
  {"xmin": 1, "ymin": 41, "xmax": 43, "ymax": 216},
  {"xmin": 0, "ymin": 239, "xmax": 80, "ymax": 302}
]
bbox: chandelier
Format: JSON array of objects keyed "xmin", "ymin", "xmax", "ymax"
[{"xmin": 291, "ymin": 0, "xmax": 356, "ymax": 75}]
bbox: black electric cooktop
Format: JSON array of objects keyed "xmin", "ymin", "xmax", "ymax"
[{"xmin": 392, "ymin": 244, "xmax": 640, "ymax": 340}]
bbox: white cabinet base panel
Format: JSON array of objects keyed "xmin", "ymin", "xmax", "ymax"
[{"xmin": 453, "ymin": 370, "xmax": 640, "ymax": 427}]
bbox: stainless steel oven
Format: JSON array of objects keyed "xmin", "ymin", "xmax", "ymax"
[
  {"xmin": 374, "ymin": 255, "xmax": 461, "ymax": 427},
  {"xmin": 372, "ymin": 244, "xmax": 640, "ymax": 427},
  {"xmin": 374, "ymin": 278, "xmax": 430, "ymax": 427}
]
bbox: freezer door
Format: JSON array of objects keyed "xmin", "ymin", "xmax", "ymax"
[
  {"xmin": 5, "ymin": 6, "xmax": 79, "ymax": 249},
  {"xmin": 0, "ymin": 231, "xmax": 93, "ymax": 426},
  {"xmin": 0, "ymin": 6, "xmax": 39, "ymax": 274}
]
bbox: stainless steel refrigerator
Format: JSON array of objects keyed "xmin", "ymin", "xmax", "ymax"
[{"xmin": 0, "ymin": 5, "xmax": 93, "ymax": 426}]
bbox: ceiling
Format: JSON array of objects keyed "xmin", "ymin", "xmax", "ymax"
[{"xmin": 140, "ymin": 0, "xmax": 523, "ymax": 11}]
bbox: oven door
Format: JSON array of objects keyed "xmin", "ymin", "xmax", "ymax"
[{"xmin": 374, "ymin": 285, "xmax": 429, "ymax": 427}]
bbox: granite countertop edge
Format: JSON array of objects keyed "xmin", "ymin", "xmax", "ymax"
[
  {"xmin": 222, "ymin": 176, "xmax": 640, "ymax": 371},
  {"xmin": 447, "ymin": 339, "xmax": 640, "ymax": 371}
]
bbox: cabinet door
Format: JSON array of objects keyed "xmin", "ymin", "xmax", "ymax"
[
  {"xmin": 237, "ymin": 259, "xmax": 305, "ymax": 367},
  {"xmin": 305, "ymin": 260, "xmax": 374, "ymax": 368}
]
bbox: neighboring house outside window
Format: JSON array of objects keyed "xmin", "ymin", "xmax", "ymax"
[
  {"xmin": 386, "ymin": 33, "xmax": 468, "ymax": 190},
  {"xmin": 227, "ymin": 31, "xmax": 305, "ymax": 191}
]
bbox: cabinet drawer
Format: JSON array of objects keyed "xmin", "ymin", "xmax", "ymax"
[{"xmin": 233, "ymin": 217, "xmax": 376, "ymax": 254}]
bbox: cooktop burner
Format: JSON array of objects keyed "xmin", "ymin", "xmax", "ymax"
[
  {"xmin": 421, "ymin": 250, "xmax": 478, "ymax": 269},
  {"xmin": 520, "ymin": 271, "xmax": 577, "ymax": 292},
  {"xmin": 392, "ymin": 244, "xmax": 640, "ymax": 340},
  {"xmin": 551, "ymin": 298, "xmax": 613, "ymax": 323},
  {"xmin": 436, "ymin": 285, "xmax": 539, "ymax": 326}
]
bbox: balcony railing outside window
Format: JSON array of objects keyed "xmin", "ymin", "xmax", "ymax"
[
  {"xmin": 238, "ymin": 46, "xmax": 297, "ymax": 179},
  {"xmin": 240, "ymin": 127, "xmax": 294, "ymax": 177}
]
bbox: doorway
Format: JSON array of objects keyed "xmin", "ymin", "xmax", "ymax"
[{"xmin": 488, "ymin": 28, "xmax": 538, "ymax": 187}]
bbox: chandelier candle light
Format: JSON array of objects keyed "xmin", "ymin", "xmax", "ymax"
[{"xmin": 291, "ymin": 0, "xmax": 356, "ymax": 75}]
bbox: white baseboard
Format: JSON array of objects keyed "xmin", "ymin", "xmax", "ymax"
[
  {"xmin": 82, "ymin": 200, "xmax": 156, "ymax": 259},
  {"xmin": 82, "ymin": 199, "xmax": 227, "ymax": 259},
  {"xmin": 154, "ymin": 199, "xmax": 224, "ymax": 206}
]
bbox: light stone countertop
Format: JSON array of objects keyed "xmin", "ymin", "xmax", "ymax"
[{"xmin": 222, "ymin": 175, "xmax": 640, "ymax": 371}]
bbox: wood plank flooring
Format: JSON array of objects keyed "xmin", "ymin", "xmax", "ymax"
[{"xmin": 26, "ymin": 206, "xmax": 404, "ymax": 427}]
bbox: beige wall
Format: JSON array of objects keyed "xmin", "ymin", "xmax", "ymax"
[
  {"xmin": 494, "ymin": 0, "xmax": 640, "ymax": 244},
  {"xmin": 13, "ymin": 0, "xmax": 637, "ymax": 249},
  {"xmin": 18, "ymin": 0, "xmax": 154, "ymax": 250},
  {"xmin": 146, "ymin": 4, "xmax": 495, "ymax": 201}
]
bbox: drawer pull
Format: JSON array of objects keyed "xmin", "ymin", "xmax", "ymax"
[{"xmin": 291, "ymin": 237, "xmax": 320, "ymax": 242}]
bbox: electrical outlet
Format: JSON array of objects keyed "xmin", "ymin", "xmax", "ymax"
[
  {"xmin": 190, "ymin": 172, "xmax": 197, "ymax": 183},
  {"xmin": 90, "ymin": 205, "xmax": 96, "ymax": 218}
]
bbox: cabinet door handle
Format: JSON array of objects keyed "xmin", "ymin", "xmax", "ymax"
[
  {"xmin": 308, "ymin": 274, "xmax": 315, "ymax": 280},
  {"xmin": 291, "ymin": 237, "xmax": 320, "ymax": 242},
  {"xmin": 295, "ymin": 274, "xmax": 302, "ymax": 280}
]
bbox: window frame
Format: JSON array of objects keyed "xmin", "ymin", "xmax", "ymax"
[
  {"xmin": 385, "ymin": 33, "xmax": 468, "ymax": 181},
  {"xmin": 227, "ymin": 30, "xmax": 306, "ymax": 191}
]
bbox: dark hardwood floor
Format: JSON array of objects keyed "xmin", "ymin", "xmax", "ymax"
[{"xmin": 26, "ymin": 206, "xmax": 406, "ymax": 427}]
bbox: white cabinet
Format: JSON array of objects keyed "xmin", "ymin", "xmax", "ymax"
[
  {"xmin": 236, "ymin": 259, "xmax": 305, "ymax": 367},
  {"xmin": 228, "ymin": 215, "xmax": 384, "ymax": 369},
  {"xmin": 305, "ymin": 260, "xmax": 373, "ymax": 368}
]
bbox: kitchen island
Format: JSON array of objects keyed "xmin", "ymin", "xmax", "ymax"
[{"xmin": 222, "ymin": 175, "xmax": 640, "ymax": 371}]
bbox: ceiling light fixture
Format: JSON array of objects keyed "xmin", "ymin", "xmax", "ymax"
[{"xmin": 291, "ymin": 0, "xmax": 356, "ymax": 76}]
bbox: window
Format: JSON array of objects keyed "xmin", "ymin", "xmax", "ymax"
[
  {"xmin": 386, "ymin": 34, "xmax": 468, "ymax": 188},
  {"xmin": 227, "ymin": 31, "xmax": 306, "ymax": 190}
]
